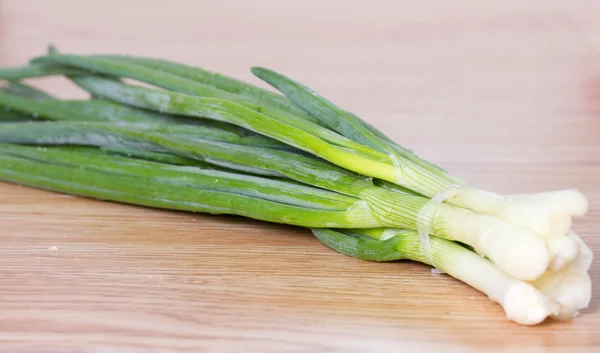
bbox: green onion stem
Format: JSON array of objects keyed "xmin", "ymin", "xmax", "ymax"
[
  {"xmin": 0, "ymin": 148, "xmax": 379, "ymax": 228},
  {"xmin": 25, "ymin": 54, "xmax": 383, "ymax": 158},
  {"xmin": 1, "ymin": 144, "xmax": 358, "ymax": 211},
  {"xmin": 0, "ymin": 119, "xmax": 555, "ymax": 282},
  {"xmin": 94, "ymin": 54, "xmax": 315, "ymax": 121},
  {"xmin": 251, "ymin": 66, "xmax": 466, "ymax": 194},
  {"xmin": 69, "ymin": 75, "xmax": 412, "ymax": 184},
  {"xmin": 0, "ymin": 93, "xmax": 292, "ymax": 150},
  {"xmin": 0, "ymin": 121, "xmax": 430, "ymax": 230},
  {"xmin": 312, "ymin": 228, "xmax": 559, "ymax": 326}
]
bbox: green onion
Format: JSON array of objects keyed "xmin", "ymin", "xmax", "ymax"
[
  {"xmin": 94, "ymin": 54, "xmax": 315, "ymax": 121},
  {"xmin": 0, "ymin": 144, "xmax": 358, "ymax": 210},
  {"xmin": 70, "ymin": 75, "xmax": 404, "ymax": 181},
  {"xmin": 0, "ymin": 92, "xmax": 295, "ymax": 150},
  {"xmin": 313, "ymin": 228, "xmax": 560, "ymax": 325},
  {"xmin": 66, "ymin": 54, "xmax": 589, "ymax": 221},
  {"xmin": 0, "ymin": 120, "xmax": 553, "ymax": 281},
  {"xmin": 1, "ymin": 56, "xmax": 591, "ymax": 223},
  {"xmin": 26, "ymin": 54, "xmax": 393, "ymax": 161},
  {"xmin": 17, "ymin": 57, "xmax": 574, "ymax": 244},
  {"xmin": 0, "ymin": 90, "xmax": 236, "ymax": 128},
  {"xmin": 0, "ymin": 144, "xmax": 380, "ymax": 228},
  {"xmin": 250, "ymin": 67, "xmax": 579, "ymax": 239},
  {"xmin": 64, "ymin": 73, "xmax": 574, "ymax": 277},
  {"xmin": 0, "ymin": 49, "xmax": 592, "ymax": 325}
]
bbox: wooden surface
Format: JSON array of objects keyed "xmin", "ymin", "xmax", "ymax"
[{"xmin": 1, "ymin": 1, "xmax": 600, "ymax": 352}]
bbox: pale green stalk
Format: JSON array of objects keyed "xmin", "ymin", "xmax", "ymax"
[
  {"xmin": 94, "ymin": 54, "xmax": 314, "ymax": 120},
  {"xmin": 0, "ymin": 121, "xmax": 553, "ymax": 280},
  {"xmin": 23, "ymin": 54, "xmax": 384, "ymax": 159},
  {"xmin": 250, "ymin": 67, "xmax": 574, "ymax": 240},
  {"xmin": 0, "ymin": 145, "xmax": 378, "ymax": 228},
  {"xmin": 69, "ymin": 75, "xmax": 408, "ymax": 185},
  {"xmin": 313, "ymin": 228, "xmax": 560, "ymax": 325}
]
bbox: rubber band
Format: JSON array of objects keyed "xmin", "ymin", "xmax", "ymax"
[
  {"xmin": 416, "ymin": 184, "xmax": 463, "ymax": 271},
  {"xmin": 386, "ymin": 149, "xmax": 463, "ymax": 272}
]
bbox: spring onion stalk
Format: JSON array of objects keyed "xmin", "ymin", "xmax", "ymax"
[
  {"xmin": 0, "ymin": 121, "xmax": 299, "ymax": 174},
  {"xmin": 0, "ymin": 56, "xmax": 313, "ymax": 129},
  {"xmin": 0, "ymin": 81, "xmax": 281, "ymax": 146},
  {"xmin": 79, "ymin": 55, "xmax": 588, "ymax": 228},
  {"xmin": 27, "ymin": 54, "xmax": 385, "ymax": 159},
  {"xmin": 0, "ymin": 91, "xmax": 236, "ymax": 129},
  {"xmin": 66, "ymin": 74, "xmax": 451, "ymax": 189},
  {"xmin": 0, "ymin": 141, "xmax": 559, "ymax": 323},
  {"xmin": 9, "ymin": 56, "xmax": 582, "ymax": 236},
  {"xmin": 0, "ymin": 51, "xmax": 592, "ymax": 324},
  {"xmin": 64, "ymin": 74, "xmax": 576, "ymax": 273},
  {"xmin": 0, "ymin": 93, "xmax": 296, "ymax": 150},
  {"xmin": 343, "ymin": 228, "xmax": 590, "ymax": 321},
  {"xmin": 0, "ymin": 145, "xmax": 382, "ymax": 228},
  {"xmin": 59, "ymin": 66, "xmax": 575, "ymax": 245},
  {"xmin": 313, "ymin": 228, "xmax": 560, "ymax": 325},
  {"xmin": 250, "ymin": 67, "xmax": 577, "ymax": 239},
  {"xmin": 82, "ymin": 54, "xmax": 401, "ymax": 162},
  {"xmin": 75, "ymin": 54, "xmax": 443, "ymax": 175},
  {"xmin": 69, "ymin": 75, "xmax": 396, "ymax": 167},
  {"xmin": 0, "ymin": 121, "xmax": 552, "ymax": 280},
  {"xmin": 0, "ymin": 120, "xmax": 339, "ymax": 179},
  {"xmin": 0, "ymin": 95, "xmax": 571, "ymax": 276},
  {"xmin": 94, "ymin": 54, "xmax": 316, "ymax": 121},
  {"xmin": 0, "ymin": 58, "xmax": 588, "ymax": 222},
  {"xmin": 79, "ymin": 54, "xmax": 589, "ymax": 222},
  {"xmin": 0, "ymin": 91, "xmax": 174, "ymax": 123},
  {"xmin": 0, "ymin": 144, "xmax": 360, "ymax": 211},
  {"xmin": 81, "ymin": 55, "xmax": 462, "ymax": 184},
  {"xmin": 0, "ymin": 139, "xmax": 572, "ymax": 324}
]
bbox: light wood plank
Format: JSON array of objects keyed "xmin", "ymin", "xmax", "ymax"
[{"xmin": 1, "ymin": 0, "xmax": 599, "ymax": 351}]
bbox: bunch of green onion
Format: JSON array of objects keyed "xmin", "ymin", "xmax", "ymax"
[{"xmin": 0, "ymin": 46, "xmax": 592, "ymax": 326}]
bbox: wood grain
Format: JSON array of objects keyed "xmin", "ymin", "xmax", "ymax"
[{"xmin": 1, "ymin": 0, "xmax": 600, "ymax": 352}]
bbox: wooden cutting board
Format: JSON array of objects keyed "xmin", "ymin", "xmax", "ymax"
[{"xmin": 1, "ymin": 1, "xmax": 599, "ymax": 352}]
